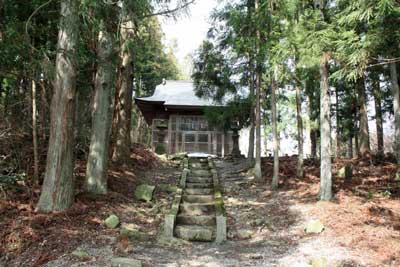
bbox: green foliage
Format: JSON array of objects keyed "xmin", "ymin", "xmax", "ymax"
[
  {"xmin": 133, "ymin": 17, "xmax": 182, "ymax": 97},
  {"xmin": 204, "ymin": 97, "xmax": 252, "ymax": 131}
]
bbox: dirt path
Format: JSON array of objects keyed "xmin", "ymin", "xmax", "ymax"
[{"xmin": 40, "ymin": 157, "xmax": 400, "ymax": 267}]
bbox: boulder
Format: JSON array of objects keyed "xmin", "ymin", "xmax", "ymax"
[
  {"xmin": 120, "ymin": 224, "xmax": 146, "ymax": 240},
  {"xmin": 134, "ymin": 184, "xmax": 155, "ymax": 202},
  {"xmin": 305, "ymin": 220, "xmax": 324, "ymax": 234},
  {"xmin": 105, "ymin": 214, "xmax": 120, "ymax": 229},
  {"xmin": 237, "ymin": 229, "xmax": 253, "ymax": 239},
  {"xmin": 308, "ymin": 256, "xmax": 328, "ymax": 267},
  {"xmin": 111, "ymin": 257, "xmax": 142, "ymax": 267}
]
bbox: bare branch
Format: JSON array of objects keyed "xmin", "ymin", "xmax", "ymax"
[{"xmin": 142, "ymin": 0, "xmax": 195, "ymax": 19}]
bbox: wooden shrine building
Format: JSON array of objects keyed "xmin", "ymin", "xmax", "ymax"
[{"xmin": 135, "ymin": 80, "xmax": 233, "ymax": 156}]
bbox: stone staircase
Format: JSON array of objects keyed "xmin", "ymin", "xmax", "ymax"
[
  {"xmin": 175, "ymin": 158, "xmax": 216, "ymax": 241},
  {"xmin": 162, "ymin": 157, "xmax": 226, "ymax": 243}
]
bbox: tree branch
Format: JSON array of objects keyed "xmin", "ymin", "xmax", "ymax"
[{"xmin": 142, "ymin": 0, "xmax": 195, "ymax": 19}]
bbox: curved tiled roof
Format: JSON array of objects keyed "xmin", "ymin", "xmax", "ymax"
[{"xmin": 135, "ymin": 80, "xmax": 223, "ymax": 107}]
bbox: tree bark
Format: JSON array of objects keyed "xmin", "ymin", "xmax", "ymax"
[
  {"xmin": 36, "ymin": 0, "xmax": 78, "ymax": 212},
  {"xmin": 311, "ymin": 129, "xmax": 317, "ymax": 158},
  {"xmin": 253, "ymin": 0, "xmax": 262, "ymax": 180},
  {"xmin": 85, "ymin": 21, "xmax": 116, "ymax": 194},
  {"xmin": 247, "ymin": 58, "xmax": 255, "ymax": 162},
  {"xmin": 347, "ymin": 133, "xmax": 353, "ymax": 158},
  {"xmin": 295, "ymin": 84, "xmax": 304, "ymax": 178},
  {"xmin": 319, "ymin": 53, "xmax": 332, "ymax": 201},
  {"xmin": 112, "ymin": 3, "xmax": 134, "ymax": 164},
  {"xmin": 357, "ymin": 77, "xmax": 370, "ymax": 157},
  {"xmin": 271, "ymin": 73, "xmax": 279, "ymax": 189},
  {"xmin": 390, "ymin": 62, "xmax": 400, "ymax": 180},
  {"xmin": 372, "ymin": 76, "xmax": 384, "ymax": 155},
  {"xmin": 39, "ymin": 79, "xmax": 49, "ymax": 140},
  {"xmin": 335, "ymin": 84, "xmax": 341, "ymax": 157}
]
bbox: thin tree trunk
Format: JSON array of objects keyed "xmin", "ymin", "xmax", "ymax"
[
  {"xmin": 335, "ymin": 84, "xmax": 341, "ymax": 157},
  {"xmin": 347, "ymin": 133, "xmax": 353, "ymax": 158},
  {"xmin": 37, "ymin": 0, "xmax": 78, "ymax": 212},
  {"xmin": 85, "ymin": 21, "xmax": 116, "ymax": 194},
  {"xmin": 357, "ymin": 77, "xmax": 370, "ymax": 156},
  {"xmin": 372, "ymin": 76, "xmax": 384, "ymax": 155},
  {"xmin": 311, "ymin": 129, "xmax": 317, "ymax": 158},
  {"xmin": 305, "ymin": 92, "xmax": 312, "ymax": 157},
  {"xmin": 295, "ymin": 84, "xmax": 304, "ymax": 178},
  {"xmin": 319, "ymin": 53, "xmax": 332, "ymax": 201},
  {"xmin": 132, "ymin": 111, "xmax": 141, "ymax": 143},
  {"xmin": 32, "ymin": 79, "xmax": 39, "ymax": 184},
  {"xmin": 248, "ymin": 58, "xmax": 255, "ymax": 162},
  {"xmin": 389, "ymin": 62, "xmax": 400, "ymax": 180},
  {"xmin": 112, "ymin": 3, "xmax": 134, "ymax": 164},
  {"xmin": 271, "ymin": 73, "xmax": 279, "ymax": 189},
  {"xmin": 253, "ymin": 0, "xmax": 262, "ymax": 180},
  {"xmin": 354, "ymin": 102, "xmax": 361, "ymax": 158},
  {"xmin": 39, "ymin": 80, "xmax": 48, "ymax": 140}
]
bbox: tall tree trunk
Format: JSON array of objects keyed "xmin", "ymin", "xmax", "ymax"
[
  {"xmin": 112, "ymin": 3, "xmax": 134, "ymax": 164},
  {"xmin": 32, "ymin": 78, "xmax": 39, "ymax": 184},
  {"xmin": 319, "ymin": 53, "xmax": 332, "ymax": 201},
  {"xmin": 85, "ymin": 21, "xmax": 116, "ymax": 194},
  {"xmin": 37, "ymin": 0, "xmax": 78, "ymax": 212},
  {"xmin": 335, "ymin": 84, "xmax": 341, "ymax": 157},
  {"xmin": 390, "ymin": 62, "xmax": 400, "ymax": 180},
  {"xmin": 131, "ymin": 109, "xmax": 141, "ymax": 143},
  {"xmin": 357, "ymin": 77, "xmax": 370, "ymax": 156},
  {"xmin": 347, "ymin": 133, "xmax": 353, "ymax": 158},
  {"xmin": 354, "ymin": 101, "xmax": 361, "ymax": 158},
  {"xmin": 39, "ymin": 79, "xmax": 49, "ymax": 140},
  {"xmin": 372, "ymin": 76, "xmax": 384, "ymax": 155},
  {"xmin": 248, "ymin": 58, "xmax": 255, "ymax": 162},
  {"xmin": 311, "ymin": 129, "xmax": 317, "ymax": 158},
  {"xmin": 271, "ymin": 73, "xmax": 279, "ymax": 189},
  {"xmin": 253, "ymin": 0, "xmax": 262, "ymax": 180},
  {"xmin": 296, "ymin": 84, "xmax": 304, "ymax": 178},
  {"xmin": 305, "ymin": 92, "xmax": 312, "ymax": 157}
]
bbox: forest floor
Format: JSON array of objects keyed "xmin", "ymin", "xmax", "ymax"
[{"xmin": 1, "ymin": 147, "xmax": 400, "ymax": 267}]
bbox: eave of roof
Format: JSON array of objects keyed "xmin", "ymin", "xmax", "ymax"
[{"xmin": 135, "ymin": 80, "xmax": 225, "ymax": 107}]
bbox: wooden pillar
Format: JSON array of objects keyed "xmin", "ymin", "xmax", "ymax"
[
  {"xmin": 168, "ymin": 117, "xmax": 172, "ymax": 154},
  {"xmin": 175, "ymin": 116, "xmax": 179, "ymax": 153}
]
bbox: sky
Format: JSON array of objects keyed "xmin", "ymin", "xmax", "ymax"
[{"xmin": 160, "ymin": 0, "xmax": 217, "ymax": 68}]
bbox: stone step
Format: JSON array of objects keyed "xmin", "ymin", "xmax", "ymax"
[
  {"xmin": 185, "ymin": 188, "xmax": 213, "ymax": 195},
  {"xmin": 179, "ymin": 203, "xmax": 215, "ymax": 216},
  {"xmin": 174, "ymin": 225, "xmax": 215, "ymax": 241},
  {"xmin": 183, "ymin": 194, "xmax": 214, "ymax": 203},
  {"xmin": 186, "ymin": 182, "xmax": 212, "ymax": 189},
  {"xmin": 176, "ymin": 215, "xmax": 216, "ymax": 226},
  {"xmin": 190, "ymin": 163, "xmax": 209, "ymax": 169},
  {"xmin": 190, "ymin": 169, "xmax": 211, "ymax": 177},
  {"xmin": 186, "ymin": 176, "xmax": 212, "ymax": 183}
]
